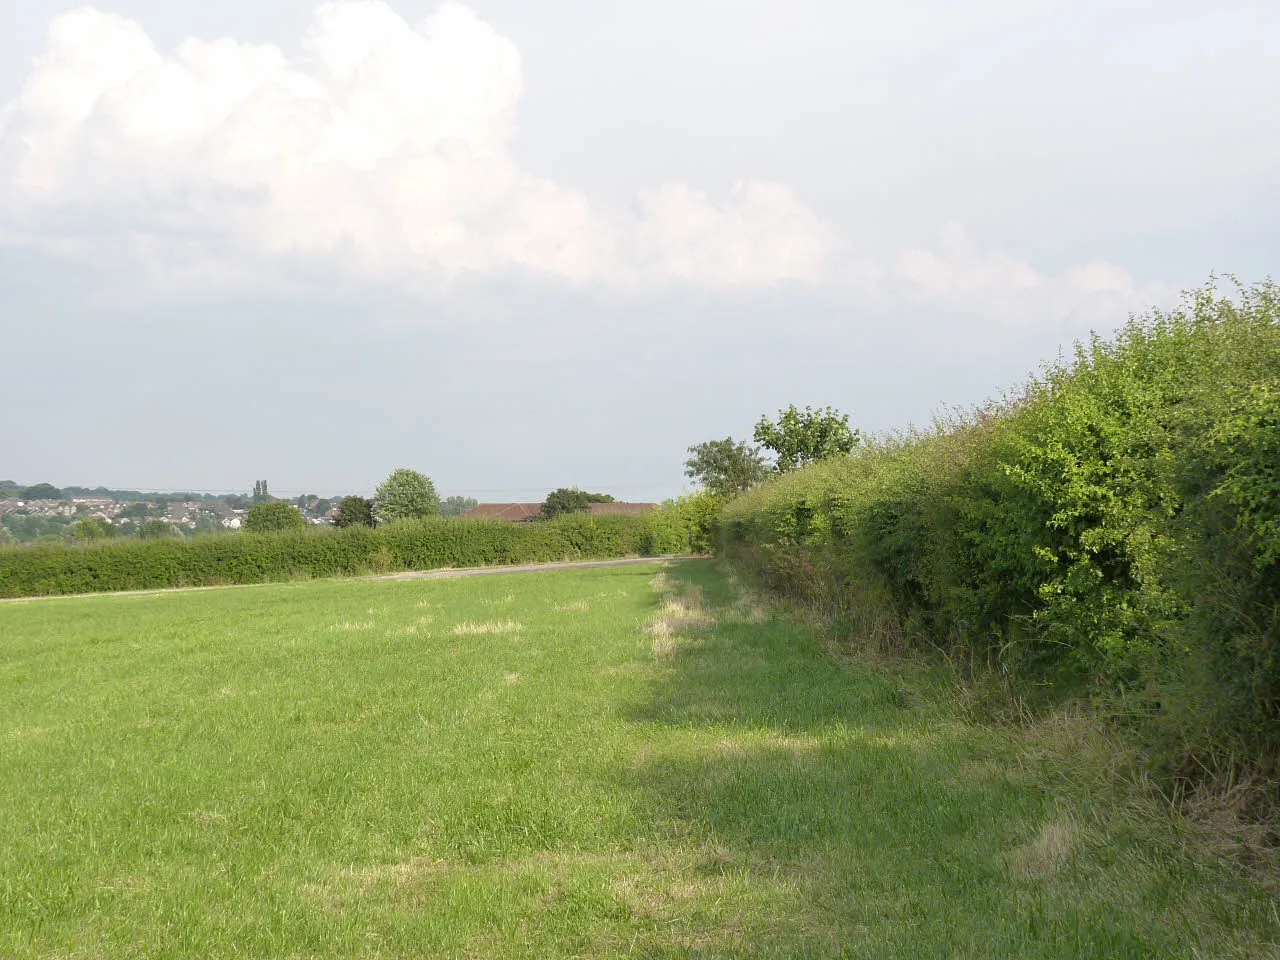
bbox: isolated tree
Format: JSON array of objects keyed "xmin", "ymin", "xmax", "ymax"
[
  {"xmin": 439, "ymin": 495, "xmax": 479, "ymax": 518},
  {"xmin": 541, "ymin": 488, "xmax": 615, "ymax": 519},
  {"xmin": 72, "ymin": 518, "xmax": 115, "ymax": 541},
  {"xmin": 251, "ymin": 480, "xmax": 271, "ymax": 504},
  {"xmin": 754, "ymin": 405, "xmax": 858, "ymax": 473},
  {"xmin": 243, "ymin": 502, "xmax": 307, "ymax": 533},
  {"xmin": 333, "ymin": 495, "xmax": 376, "ymax": 528},
  {"xmin": 138, "ymin": 519, "xmax": 178, "ymax": 540},
  {"xmin": 684, "ymin": 438, "xmax": 770, "ymax": 498},
  {"xmin": 374, "ymin": 469, "xmax": 440, "ymax": 523},
  {"xmin": 21, "ymin": 483, "xmax": 62, "ymax": 500}
]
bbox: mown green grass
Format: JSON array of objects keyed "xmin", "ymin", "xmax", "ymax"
[{"xmin": 1, "ymin": 561, "xmax": 1276, "ymax": 958}]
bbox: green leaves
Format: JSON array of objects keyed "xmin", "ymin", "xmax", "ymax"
[
  {"xmin": 754, "ymin": 405, "xmax": 858, "ymax": 473},
  {"xmin": 374, "ymin": 468, "xmax": 440, "ymax": 523},
  {"xmin": 721, "ymin": 279, "xmax": 1280, "ymax": 776},
  {"xmin": 683, "ymin": 438, "xmax": 769, "ymax": 498},
  {"xmin": 542, "ymin": 488, "xmax": 614, "ymax": 519},
  {"xmin": 243, "ymin": 502, "xmax": 308, "ymax": 533}
]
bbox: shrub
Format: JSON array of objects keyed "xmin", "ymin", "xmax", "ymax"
[
  {"xmin": 138, "ymin": 519, "xmax": 179, "ymax": 540},
  {"xmin": 542, "ymin": 488, "xmax": 614, "ymax": 519},
  {"xmin": 333, "ymin": 496, "xmax": 375, "ymax": 528},
  {"xmin": 72, "ymin": 518, "xmax": 115, "ymax": 541},
  {"xmin": 721, "ymin": 280, "xmax": 1280, "ymax": 781},
  {"xmin": 374, "ymin": 469, "xmax": 440, "ymax": 522},
  {"xmin": 243, "ymin": 502, "xmax": 307, "ymax": 533},
  {"xmin": 0, "ymin": 513, "xmax": 681, "ymax": 598}
]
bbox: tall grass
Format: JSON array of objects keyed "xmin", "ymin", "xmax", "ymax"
[{"xmin": 721, "ymin": 280, "xmax": 1280, "ymax": 789}]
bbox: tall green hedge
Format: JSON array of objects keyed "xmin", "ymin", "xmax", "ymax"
[
  {"xmin": 0, "ymin": 512, "xmax": 684, "ymax": 599},
  {"xmin": 721, "ymin": 281, "xmax": 1280, "ymax": 777}
]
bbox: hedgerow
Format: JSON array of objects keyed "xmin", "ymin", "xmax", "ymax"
[
  {"xmin": 721, "ymin": 280, "xmax": 1280, "ymax": 782},
  {"xmin": 0, "ymin": 511, "xmax": 682, "ymax": 598}
]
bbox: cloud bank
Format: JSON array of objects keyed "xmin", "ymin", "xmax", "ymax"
[
  {"xmin": 0, "ymin": 1, "xmax": 841, "ymax": 289},
  {"xmin": 0, "ymin": 0, "xmax": 1165, "ymax": 326}
]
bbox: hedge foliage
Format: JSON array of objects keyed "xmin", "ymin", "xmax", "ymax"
[
  {"xmin": 0, "ymin": 507, "xmax": 701, "ymax": 599},
  {"xmin": 721, "ymin": 281, "xmax": 1280, "ymax": 776}
]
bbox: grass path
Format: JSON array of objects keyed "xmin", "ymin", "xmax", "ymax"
[{"xmin": 1, "ymin": 560, "xmax": 1276, "ymax": 957}]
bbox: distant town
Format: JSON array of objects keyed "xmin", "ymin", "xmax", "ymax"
[
  {"xmin": 0, "ymin": 482, "xmax": 354, "ymax": 543},
  {"xmin": 0, "ymin": 480, "xmax": 659, "ymax": 545}
]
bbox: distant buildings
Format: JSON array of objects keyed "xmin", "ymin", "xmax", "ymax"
[{"xmin": 459, "ymin": 503, "xmax": 658, "ymax": 522}]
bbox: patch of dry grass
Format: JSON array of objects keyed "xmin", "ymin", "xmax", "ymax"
[
  {"xmin": 1005, "ymin": 819, "xmax": 1083, "ymax": 879},
  {"xmin": 452, "ymin": 620, "xmax": 523, "ymax": 636}
]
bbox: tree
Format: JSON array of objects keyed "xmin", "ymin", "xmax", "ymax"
[
  {"xmin": 684, "ymin": 438, "xmax": 770, "ymax": 498},
  {"xmin": 243, "ymin": 502, "xmax": 307, "ymax": 533},
  {"xmin": 0, "ymin": 525, "xmax": 15, "ymax": 547},
  {"xmin": 541, "ymin": 488, "xmax": 615, "ymax": 519},
  {"xmin": 72, "ymin": 518, "xmax": 115, "ymax": 541},
  {"xmin": 374, "ymin": 468, "xmax": 440, "ymax": 523},
  {"xmin": 333, "ymin": 496, "xmax": 376, "ymax": 528},
  {"xmin": 251, "ymin": 480, "xmax": 271, "ymax": 504},
  {"xmin": 120, "ymin": 501, "xmax": 153, "ymax": 520},
  {"xmin": 440, "ymin": 495, "xmax": 479, "ymax": 518},
  {"xmin": 754, "ymin": 405, "xmax": 858, "ymax": 473},
  {"xmin": 138, "ymin": 519, "xmax": 178, "ymax": 540},
  {"xmin": 21, "ymin": 483, "xmax": 62, "ymax": 500}
]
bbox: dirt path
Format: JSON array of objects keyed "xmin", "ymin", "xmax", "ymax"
[{"xmin": 0, "ymin": 556, "xmax": 684, "ymax": 604}]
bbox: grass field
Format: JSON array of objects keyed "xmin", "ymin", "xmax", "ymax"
[{"xmin": 2, "ymin": 560, "xmax": 1277, "ymax": 958}]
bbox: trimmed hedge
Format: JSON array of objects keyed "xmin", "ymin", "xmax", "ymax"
[
  {"xmin": 721, "ymin": 281, "xmax": 1280, "ymax": 779},
  {"xmin": 0, "ymin": 513, "xmax": 678, "ymax": 598}
]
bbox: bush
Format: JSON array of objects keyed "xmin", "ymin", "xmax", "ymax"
[
  {"xmin": 720, "ymin": 280, "xmax": 1280, "ymax": 781},
  {"xmin": 374, "ymin": 469, "xmax": 439, "ymax": 522},
  {"xmin": 541, "ymin": 488, "xmax": 614, "ymax": 519},
  {"xmin": 138, "ymin": 519, "xmax": 179, "ymax": 540},
  {"xmin": 72, "ymin": 518, "xmax": 115, "ymax": 541},
  {"xmin": 334, "ymin": 496, "xmax": 375, "ymax": 529},
  {"xmin": 0, "ymin": 513, "xmax": 679, "ymax": 598},
  {"xmin": 244, "ymin": 502, "xmax": 307, "ymax": 533}
]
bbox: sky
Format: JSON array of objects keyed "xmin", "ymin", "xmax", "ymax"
[{"xmin": 2, "ymin": 0, "xmax": 1277, "ymax": 500}]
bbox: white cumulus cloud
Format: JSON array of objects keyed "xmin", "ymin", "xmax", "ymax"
[
  {"xmin": 0, "ymin": 1, "xmax": 839, "ymax": 289},
  {"xmin": 894, "ymin": 222, "xmax": 1167, "ymax": 328}
]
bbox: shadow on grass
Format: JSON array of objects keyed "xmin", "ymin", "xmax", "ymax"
[{"xmin": 614, "ymin": 561, "xmax": 1191, "ymax": 959}]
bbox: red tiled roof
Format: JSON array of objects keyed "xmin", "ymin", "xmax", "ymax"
[
  {"xmin": 460, "ymin": 503, "xmax": 544, "ymax": 522},
  {"xmin": 588, "ymin": 502, "xmax": 659, "ymax": 516},
  {"xmin": 459, "ymin": 502, "xmax": 659, "ymax": 521}
]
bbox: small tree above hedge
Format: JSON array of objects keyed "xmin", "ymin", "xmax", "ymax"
[
  {"xmin": 375, "ymin": 469, "xmax": 440, "ymax": 523},
  {"xmin": 541, "ymin": 488, "xmax": 614, "ymax": 519},
  {"xmin": 334, "ymin": 496, "xmax": 375, "ymax": 528},
  {"xmin": 138, "ymin": 519, "xmax": 178, "ymax": 540},
  {"xmin": 244, "ymin": 502, "xmax": 307, "ymax": 533},
  {"xmin": 72, "ymin": 518, "xmax": 115, "ymax": 541}
]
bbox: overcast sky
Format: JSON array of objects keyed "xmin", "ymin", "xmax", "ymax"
[{"xmin": 2, "ymin": 0, "xmax": 1277, "ymax": 499}]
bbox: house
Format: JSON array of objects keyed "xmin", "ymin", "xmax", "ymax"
[
  {"xmin": 459, "ymin": 502, "xmax": 659, "ymax": 522},
  {"xmin": 460, "ymin": 503, "xmax": 544, "ymax": 522},
  {"xmin": 587, "ymin": 503, "xmax": 658, "ymax": 517}
]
